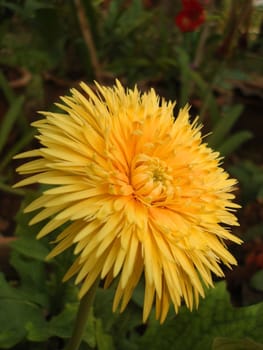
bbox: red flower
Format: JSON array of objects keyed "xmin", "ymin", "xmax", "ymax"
[{"xmin": 175, "ymin": 0, "xmax": 205, "ymax": 32}]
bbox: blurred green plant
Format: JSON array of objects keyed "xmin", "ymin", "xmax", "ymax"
[
  {"xmin": 0, "ymin": 0, "xmax": 53, "ymax": 18},
  {"xmin": 172, "ymin": 47, "xmax": 253, "ymax": 156},
  {"xmin": 228, "ymin": 160, "xmax": 263, "ymax": 300},
  {"xmin": 0, "ymin": 72, "xmax": 34, "ymax": 195},
  {"xmin": 99, "ymin": 0, "xmax": 169, "ymax": 82},
  {"xmin": 212, "ymin": 337, "xmax": 263, "ymax": 350},
  {"xmin": 206, "ymin": 103, "xmax": 253, "ymax": 157},
  {"xmin": 138, "ymin": 282, "xmax": 263, "ymax": 350},
  {"xmin": 251, "ymin": 270, "xmax": 263, "ymax": 294},
  {"xmin": 229, "ymin": 161, "xmax": 263, "ymax": 204}
]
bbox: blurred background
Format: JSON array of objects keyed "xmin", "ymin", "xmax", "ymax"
[{"xmin": 0, "ymin": 1, "xmax": 263, "ymax": 349}]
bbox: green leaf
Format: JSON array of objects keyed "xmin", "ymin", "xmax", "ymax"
[
  {"xmin": 23, "ymin": 0, "xmax": 53, "ymax": 17},
  {"xmin": 27, "ymin": 303, "xmax": 96, "ymax": 347},
  {"xmin": 190, "ymin": 70, "xmax": 221, "ymax": 123},
  {"xmin": 106, "ymin": 0, "xmax": 151, "ymax": 40},
  {"xmin": 14, "ymin": 192, "xmax": 41, "ymax": 234},
  {"xmin": 250, "ymin": 270, "xmax": 263, "ymax": 292},
  {"xmin": 10, "ymin": 236, "xmax": 50, "ymax": 261},
  {"xmin": 82, "ymin": 307, "xmax": 97, "ymax": 348},
  {"xmin": 0, "ymin": 128, "xmax": 34, "ymax": 172},
  {"xmin": 244, "ymin": 223, "xmax": 263, "ymax": 240},
  {"xmin": 257, "ymin": 186, "xmax": 263, "ymax": 201},
  {"xmin": 228, "ymin": 161, "xmax": 263, "ymax": 203},
  {"xmin": 46, "ymin": 303, "xmax": 80, "ymax": 339},
  {"xmin": 95, "ymin": 319, "xmax": 115, "ymax": 350},
  {"xmin": 212, "ymin": 337, "xmax": 263, "ymax": 350},
  {"xmin": 0, "ymin": 273, "xmax": 24, "ymax": 300},
  {"xmin": 0, "ymin": 273, "xmax": 45, "ymax": 349},
  {"xmin": 138, "ymin": 282, "xmax": 263, "ymax": 350},
  {"xmin": 0, "ymin": 95, "xmax": 24, "ymax": 153},
  {"xmin": 207, "ymin": 104, "xmax": 244, "ymax": 149},
  {"xmin": 95, "ymin": 286, "xmax": 118, "ymax": 332},
  {"xmin": 94, "ymin": 286, "xmax": 143, "ymax": 350},
  {"xmin": 0, "ymin": 71, "xmax": 15, "ymax": 103},
  {"xmin": 104, "ymin": 0, "xmax": 124, "ymax": 30},
  {"xmin": 9, "ymin": 252, "xmax": 48, "ymax": 307},
  {"xmin": 175, "ymin": 47, "xmax": 191, "ymax": 107},
  {"xmin": 0, "ymin": 300, "xmax": 43, "ymax": 349},
  {"xmin": 218, "ymin": 131, "xmax": 253, "ymax": 157}
]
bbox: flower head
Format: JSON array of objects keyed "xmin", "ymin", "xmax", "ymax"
[
  {"xmin": 175, "ymin": 0, "xmax": 206, "ymax": 32},
  {"xmin": 14, "ymin": 80, "xmax": 241, "ymax": 323}
]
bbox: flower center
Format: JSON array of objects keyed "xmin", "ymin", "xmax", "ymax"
[{"xmin": 131, "ymin": 154, "xmax": 174, "ymax": 206}]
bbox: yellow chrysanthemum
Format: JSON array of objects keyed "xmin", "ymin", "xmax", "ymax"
[{"xmin": 14, "ymin": 80, "xmax": 241, "ymax": 323}]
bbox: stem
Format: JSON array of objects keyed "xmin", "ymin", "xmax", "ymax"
[
  {"xmin": 64, "ymin": 279, "xmax": 99, "ymax": 350},
  {"xmin": 74, "ymin": 0, "xmax": 102, "ymax": 82},
  {"xmin": 0, "ymin": 182, "xmax": 26, "ymax": 196}
]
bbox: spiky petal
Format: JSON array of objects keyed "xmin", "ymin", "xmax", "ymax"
[{"xmin": 14, "ymin": 80, "xmax": 241, "ymax": 323}]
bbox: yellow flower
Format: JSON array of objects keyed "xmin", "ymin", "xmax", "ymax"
[{"xmin": 14, "ymin": 80, "xmax": 241, "ymax": 323}]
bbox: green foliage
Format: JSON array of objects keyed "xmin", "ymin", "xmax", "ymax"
[
  {"xmin": 175, "ymin": 47, "xmax": 192, "ymax": 107},
  {"xmin": 0, "ymin": 73, "xmax": 34, "ymax": 194},
  {"xmin": 0, "ymin": 1, "xmax": 77, "ymax": 74},
  {"xmin": 94, "ymin": 285, "xmax": 144, "ymax": 350},
  {"xmin": 0, "ymin": 0, "xmax": 53, "ymax": 19},
  {"xmin": 207, "ymin": 104, "xmax": 253, "ymax": 157},
  {"xmin": 185, "ymin": 69, "xmax": 252, "ymax": 156},
  {"xmin": 26, "ymin": 303, "xmax": 96, "ymax": 347},
  {"xmin": 100, "ymin": 0, "xmax": 174, "ymax": 83},
  {"xmin": 250, "ymin": 271, "xmax": 263, "ymax": 293},
  {"xmin": 0, "ymin": 269, "xmax": 97, "ymax": 349},
  {"xmin": 10, "ymin": 252, "xmax": 49, "ymax": 307},
  {"xmin": 95, "ymin": 318, "xmax": 115, "ymax": 350},
  {"xmin": 138, "ymin": 282, "xmax": 263, "ymax": 350},
  {"xmin": 208, "ymin": 104, "xmax": 244, "ymax": 148},
  {"xmin": 217, "ymin": 131, "xmax": 253, "ymax": 157},
  {"xmin": 229, "ymin": 161, "xmax": 263, "ymax": 204},
  {"xmin": 244, "ymin": 223, "xmax": 263, "ymax": 241},
  {"xmin": 212, "ymin": 337, "xmax": 263, "ymax": 350},
  {"xmin": 0, "ymin": 274, "xmax": 45, "ymax": 349},
  {"xmin": 10, "ymin": 236, "xmax": 50, "ymax": 261},
  {"xmin": 0, "ymin": 95, "xmax": 24, "ymax": 153}
]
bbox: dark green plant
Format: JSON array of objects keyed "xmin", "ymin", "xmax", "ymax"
[
  {"xmin": 229, "ymin": 161, "xmax": 263, "ymax": 204},
  {"xmin": 0, "ymin": 73, "xmax": 34, "ymax": 194}
]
